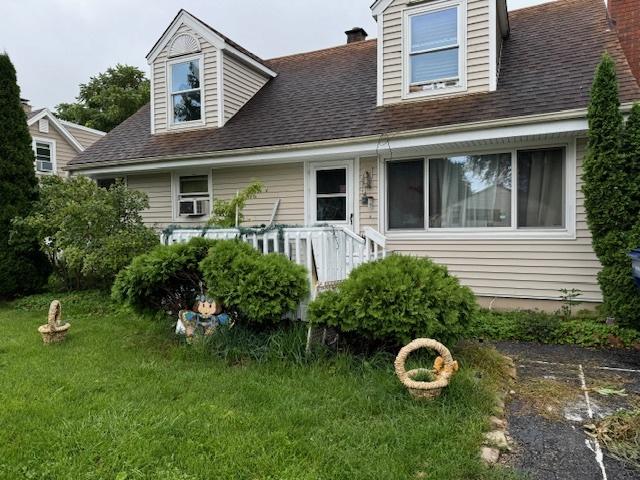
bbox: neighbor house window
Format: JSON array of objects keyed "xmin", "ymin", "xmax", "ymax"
[
  {"xmin": 408, "ymin": 4, "xmax": 462, "ymax": 92},
  {"xmin": 170, "ymin": 58, "xmax": 202, "ymax": 124},
  {"xmin": 177, "ymin": 175, "xmax": 210, "ymax": 217},
  {"xmin": 386, "ymin": 147, "xmax": 567, "ymax": 233},
  {"xmin": 315, "ymin": 169, "xmax": 347, "ymax": 222},
  {"xmin": 34, "ymin": 140, "xmax": 54, "ymax": 173}
]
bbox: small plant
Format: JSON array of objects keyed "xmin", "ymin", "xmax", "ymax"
[
  {"xmin": 558, "ymin": 288, "xmax": 583, "ymax": 319},
  {"xmin": 207, "ymin": 181, "xmax": 263, "ymax": 228},
  {"xmin": 308, "ymin": 255, "xmax": 476, "ymax": 346}
]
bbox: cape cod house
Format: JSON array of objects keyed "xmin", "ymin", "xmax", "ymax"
[
  {"xmin": 66, "ymin": 0, "xmax": 640, "ymax": 310},
  {"xmin": 22, "ymin": 101, "xmax": 105, "ymax": 177}
]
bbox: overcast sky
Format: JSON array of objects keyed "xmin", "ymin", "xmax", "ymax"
[{"xmin": 3, "ymin": 0, "xmax": 556, "ymax": 109}]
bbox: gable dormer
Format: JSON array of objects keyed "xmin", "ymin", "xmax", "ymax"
[
  {"xmin": 372, "ymin": 0, "xmax": 509, "ymax": 106},
  {"xmin": 147, "ymin": 10, "xmax": 277, "ymax": 134}
]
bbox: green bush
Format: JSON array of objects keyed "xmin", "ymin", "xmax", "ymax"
[
  {"xmin": 112, "ymin": 237, "xmax": 216, "ymax": 314},
  {"xmin": 468, "ymin": 309, "xmax": 640, "ymax": 348},
  {"xmin": 14, "ymin": 176, "xmax": 158, "ymax": 290},
  {"xmin": 0, "ymin": 53, "xmax": 49, "ymax": 298},
  {"xmin": 308, "ymin": 255, "xmax": 476, "ymax": 346},
  {"xmin": 583, "ymin": 55, "xmax": 640, "ymax": 327},
  {"xmin": 200, "ymin": 240, "xmax": 309, "ymax": 324}
]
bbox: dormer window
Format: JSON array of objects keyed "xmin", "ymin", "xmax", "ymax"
[
  {"xmin": 404, "ymin": 1, "xmax": 466, "ymax": 99},
  {"xmin": 169, "ymin": 56, "xmax": 204, "ymax": 126}
]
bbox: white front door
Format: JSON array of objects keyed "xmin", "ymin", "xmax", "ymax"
[{"xmin": 307, "ymin": 160, "xmax": 355, "ymax": 230}]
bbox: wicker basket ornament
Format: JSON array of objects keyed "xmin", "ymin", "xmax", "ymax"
[
  {"xmin": 394, "ymin": 338, "xmax": 459, "ymax": 399},
  {"xmin": 37, "ymin": 300, "xmax": 70, "ymax": 344}
]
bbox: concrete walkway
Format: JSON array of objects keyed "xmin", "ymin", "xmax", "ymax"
[{"xmin": 495, "ymin": 342, "xmax": 640, "ymax": 480}]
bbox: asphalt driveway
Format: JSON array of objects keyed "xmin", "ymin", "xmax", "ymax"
[{"xmin": 495, "ymin": 342, "xmax": 640, "ymax": 480}]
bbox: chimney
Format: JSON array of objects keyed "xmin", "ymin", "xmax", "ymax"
[
  {"xmin": 608, "ymin": 0, "xmax": 640, "ymax": 82},
  {"xmin": 20, "ymin": 98, "xmax": 32, "ymax": 114},
  {"xmin": 345, "ymin": 27, "xmax": 368, "ymax": 44}
]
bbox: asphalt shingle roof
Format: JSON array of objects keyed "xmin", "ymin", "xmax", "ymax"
[{"xmin": 69, "ymin": 0, "xmax": 640, "ymax": 169}]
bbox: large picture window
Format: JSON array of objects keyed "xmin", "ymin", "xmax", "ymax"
[
  {"xmin": 386, "ymin": 147, "xmax": 567, "ymax": 233},
  {"xmin": 408, "ymin": 5, "xmax": 461, "ymax": 91},
  {"xmin": 170, "ymin": 58, "xmax": 202, "ymax": 124}
]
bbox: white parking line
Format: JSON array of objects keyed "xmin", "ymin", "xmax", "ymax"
[
  {"xmin": 578, "ymin": 364, "xmax": 608, "ymax": 480},
  {"xmin": 524, "ymin": 359, "xmax": 640, "ymax": 374}
]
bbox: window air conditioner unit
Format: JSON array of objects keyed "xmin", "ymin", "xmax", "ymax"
[
  {"xmin": 37, "ymin": 160, "xmax": 53, "ymax": 172},
  {"xmin": 179, "ymin": 198, "xmax": 209, "ymax": 216}
]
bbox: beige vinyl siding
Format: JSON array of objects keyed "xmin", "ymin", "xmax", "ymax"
[
  {"xmin": 152, "ymin": 23, "xmax": 218, "ymax": 133},
  {"xmin": 126, "ymin": 173, "xmax": 174, "ymax": 227},
  {"xmin": 369, "ymin": 138, "xmax": 603, "ymax": 302},
  {"xmin": 213, "ymin": 163, "xmax": 304, "ymax": 225},
  {"xmin": 359, "ymin": 157, "xmax": 379, "ymax": 233},
  {"xmin": 63, "ymin": 125, "xmax": 104, "ymax": 149},
  {"xmin": 223, "ymin": 54, "xmax": 269, "ymax": 122},
  {"xmin": 29, "ymin": 123, "xmax": 78, "ymax": 177},
  {"xmin": 381, "ymin": 0, "xmax": 491, "ymax": 105}
]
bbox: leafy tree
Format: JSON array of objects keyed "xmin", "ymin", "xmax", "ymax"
[
  {"xmin": 56, "ymin": 64, "xmax": 149, "ymax": 132},
  {"xmin": 582, "ymin": 54, "xmax": 640, "ymax": 327},
  {"xmin": 0, "ymin": 53, "xmax": 49, "ymax": 297},
  {"xmin": 207, "ymin": 181, "xmax": 263, "ymax": 228},
  {"xmin": 14, "ymin": 177, "xmax": 158, "ymax": 290}
]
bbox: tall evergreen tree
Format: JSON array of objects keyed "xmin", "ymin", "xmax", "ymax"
[
  {"xmin": 583, "ymin": 54, "xmax": 640, "ymax": 327},
  {"xmin": 0, "ymin": 53, "xmax": 49, "ymax": 297}
]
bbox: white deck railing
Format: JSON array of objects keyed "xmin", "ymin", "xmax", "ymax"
[{"xmin": 162, "ymin": 225, "xmax": 387, "ymax": 292}]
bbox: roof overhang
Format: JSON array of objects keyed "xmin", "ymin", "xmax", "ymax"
[
  {"xmin": 27, "ymin": 109, "xmax": 85, "ymax": 152},
  {"xmin": 371, "ymin": 0, "xmax": 393, "ymax": 20},
  {"xmin": 146, "ymin": 9, "xmax": 277, "ymax": 78},
  {"xmin": 67, "ymin": 107, "xmax": 597, "ymax": 176}
]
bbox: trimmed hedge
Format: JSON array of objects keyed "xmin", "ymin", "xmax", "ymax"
[
  {"xmin": 112, "ymin": 237, "xmax": 216, "ymax": 314},
  {"xmin": 200, "ymin": 241, "xmax": 309, "ymax": 324},
  {"xmin": 307, "ymin": 255, "xmax": 476, "ymax": 346}
]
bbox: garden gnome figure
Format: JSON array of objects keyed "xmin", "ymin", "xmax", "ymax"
[{"xmin": 38, "ymin": 300, "xmax": 71, "ymax": 344}]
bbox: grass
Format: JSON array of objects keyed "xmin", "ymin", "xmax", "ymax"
[
  {"xmin": 589, "ymin": 409, "xmax": 640, "ymax": 469},
  {"xmin": 0, "ymin": 292, "xmax": 516, "ymax": 480}
]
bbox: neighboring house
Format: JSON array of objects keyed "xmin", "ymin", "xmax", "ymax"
[
  {"xmin": 22, "ymin": 100, "xmax": 105, "ymax": 177},
  {"xmin": 66, "ymin": 0, "xmax": 640, "ymax": 310}
]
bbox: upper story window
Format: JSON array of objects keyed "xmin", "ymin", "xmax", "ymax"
[
  {"xmin": 170, "ymin": 57, "xmax": 203, "ymax": 125},
  {"xmin": 33, "ymin": 140, "xmax": 54, "ymax": 173},
  {"xmin": 405, "ymin": 1, "xmax": 465, "ymax": 98}
]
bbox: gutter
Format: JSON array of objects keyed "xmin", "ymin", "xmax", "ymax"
[{"xmin": 65, "ymin": 104, "xmax": 634, "ymax": 173}]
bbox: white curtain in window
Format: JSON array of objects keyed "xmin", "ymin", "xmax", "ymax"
[
  {"xmin": 517, "ymin": 149, "xmax": 565, "ymax": 228},
  {"xmin": 429, "ymin": 154, "xmax": 512, "ymax": 228}
]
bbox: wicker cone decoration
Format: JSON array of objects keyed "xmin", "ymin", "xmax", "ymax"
[
  {"xmin": 37, "ymin": 300, "xmax": 70, "ymax": 344},
  {"xmin": 394, "ymin": 338, "xmax": 459, "ymax": 399}
]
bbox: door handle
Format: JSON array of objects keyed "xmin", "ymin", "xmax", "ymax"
[{"xmin": 350, "ymin": 213, "xmax": 354, "ymax": 225}]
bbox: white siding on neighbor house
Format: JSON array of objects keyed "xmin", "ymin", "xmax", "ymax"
[
  {"xmin": 381, "ymin": 0, "xmax": 491, "ymax": 105},
  {"xmin": 212, "ymin": 163, "xmax": 305, "ymax": 225},
  {"xmin": 152, "ymin": 23, "xmax": 219, "ymax": 133},
  {"xmin": 223, "ymin": 54, "xmax": 269, "ymax": 123},
  {"xmin": 63, "ymin": 125, "xmax": 104, "ymax": 149},
  {"xmin": 371, "ymin": 138, "xmax": 602, "ymax": 302},
  {"xmin": 29, "ymin": 123, "xmax": 77, "ymax": 177}
]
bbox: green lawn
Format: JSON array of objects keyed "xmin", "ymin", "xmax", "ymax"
[{"xmin": 0, "ymin": 292, "xmax": 514, "ymax": 480}]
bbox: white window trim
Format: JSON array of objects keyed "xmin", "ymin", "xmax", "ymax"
[
  {"xmin": 378, "ymin": 139, "xmax": 577, "ymax": 240},
  {"xmin": 170, "ymin": 170, "xmax": 213, "ymax": 221},
  {"xmin": 402, "ymin": 0, "xmax": 468, "ymax": 100},
  {"xmin": 305, "ymin": 160, "xmax": 355, "ymax": 229},
  {"xmin": 166, "ymin": 53, "xmax": 206, "ymax": 130},
  {"xmin": 32, "ymin": 137, "xmax": 57, "ymax": 175}
]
